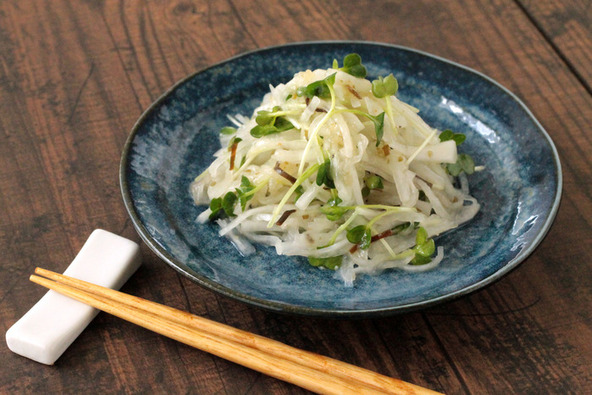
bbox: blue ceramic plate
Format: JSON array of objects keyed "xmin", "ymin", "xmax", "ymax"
[{"xmin": 120, "ymin": 42, "xmax": 561, "ymax": 317}]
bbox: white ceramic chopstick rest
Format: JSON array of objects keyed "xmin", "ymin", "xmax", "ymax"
[{"xmin": 5, "ymin": 229, "xmax": 142, "ymax": 365}]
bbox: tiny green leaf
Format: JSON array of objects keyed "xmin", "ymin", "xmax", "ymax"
[
  {"xmin": 316, "ymin": 158, "xmax": 335, "ymax": 189},
  {"xmin": 446, "ymin": 153, "xmax": 475, "ymax": 176},
  {"xmin": 439, "ymin": 129, "xmax": 466, "ymax": 145},
  {"xmin": 316, "ymin": 162, "xmax": 327, "ymax": 186},
  {"xmin": 454, "ymin": 134, "xmax": 466, "ymax": 145},
  {"xmin": 327, "ymin": 196, "xmax": 342, "ymax": 206},
  {"xmin": 273, "ymin": 116, "xmax": 294, "ymax": 131},
  {"xmin": 250, "ymin": 120, "xmax": 294, "ymax": 138},
  {"xmin": 251, "ymin": 106, "xmax": 295, "ymax": 137},
  {"xmin": 410, "ymin": 254, "xmax": 432, "ymax": 265},
  {"xmin": 320, "ymin": 197, "xmax": 347, "ymax": 220},
  {"xmin": 220, "ymin": 126, "xmax": 237, "ymax": 135},
  {"xmin": 371, "ymin": 112, "xmax": 386, "ymax": 146},
  {"xmin": 240, "ymin": 175, "xmax": 251, "ymax": 188},
  {"xmin": 365, "ymin": 174, "xmax": 384, "ymax": 190},
  {"xmin": 410, "ymin": 227, "xmax": 435, "ymax": 265},
  {"xmin": 362, "ymin": 186, "xmax": 370, "ymax": 198},
  {"xmin": 415, "ymin": 238, "xmax": 435, "ymax": 257},
  {"xmin": 391, "ymin": 222, "xmax": 412, "ymax": 235},
  {"xmin": 308, "ymin": 256, "xmax": 342, "ymax": 270},
  {"xmin": 297, "ymin": 73, "xmax": 336, "ymax": 99},
  {"xmin": 415, "ymin": 226, "xmax": 428, "ymax": 245},
  {"xmin": 372, "ymin": 74, "xmax": 398, "ymax": 98},
  {"xmin": 222, "ymin": 192, "xmax": 237, "ymax": 217},
  {"xmin": 458, "ymin": 153, "xmax": 475, "ymax": 174},
  {"xmin": 209, "ymin": 192, "xmax": 238, "ymax": 219},
  {"xmin": 347, "ymin": 225, "xmax": 372, "ymax": 249},
  {"xmin": 250, "ymin": 124, "xmax": 278, "ymax": 138},
  {"xmin": 209, "ymin": 197, "xmax": 223, "ymax": 220},
  {"xmin": 336, "ymin": 53, "xmax": 367, "ymax": 78},
  {"xmin": 439, "ymin": 129, "xmax": 454, "ymax": 142},
  {"xmin": 255, "ymin": 106, "xmax": 281, "ymax": 125},
  {"xmin": 321, "ymin": 206, "xmax": 350, "ymax": 221},
  {"xmin": 360, "ymin": 228, "xmax": 372, "ymax": 250},
  {"xmin": 236, "ymin": 176, "xmax": 255, "ymax": 211},
  {"xmin": 347, "ymin": 225, "xmax": 366, "ymax": 244},
  {"xmin": 446, "ymin": 162, "xmax": 461, "ymax": 176}
]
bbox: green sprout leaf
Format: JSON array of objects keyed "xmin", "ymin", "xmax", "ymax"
[
  {"xmin": 209, "ymin": 191, "xmax": 238, "ymax": 220},
  {"xmin": 297, "ymin": 73, "xmax": 336, "ymax": 99},
  {"xmin": 316, "ymin": 158, "xmax": 335, "ymax": 189},
  {"xmin": 439, "ymin": 130, "xmax": 474, "ymax": 176},
  {"xmin": 439, "ymin": 129, "xmax": 466, "ymax": 145},
  {"xmin": 327, "ymin": 196, "xmax": 342, "ymax": 206},
  {"xmin": 391, "ymin": 222, "xmax": 412, "ymax": 235},
  {"xmin": 250, "ymin": 124, "xmax": 277, "ymax": 138},
  {"xmin": 369, "ymin": 112, "xmax": 386, "ymax": 146},
  {"xmin": 250, "ymin": 106, "xmax": 295, "ymax": 138},
  {"xmin": 415, "ymin": 238, "xmax": 435, "ymax": 257},
  {"xmin": 362, "ymin": 174, "xmax": 384, "ymax": 197},
  {"xmin": 209, "ymin": 197, "xmax": 223, "ymax": 220},
  {"xmin": 320, "ymin": 197, "xmax": 350, "ymax": 221},
  {"xmin": 238, "ymin": 155, "xmax": 246, "ymax": 169},
  {"xmin": 347, "ymin": 225, "xmax": 372, "ymax": 250},
  {"xmin": 334, "ymin": 53, "xmax": 367, "ymax": 78},
  {"xmin": 372, "ymin": 74, "xmax": 398, "ymax": 98},
  {"xmin": 410, "ymin": 227, "xmax": 436, "ymax": 265},
  {"xmin": 220, "ymin": 126, "xmax": 237, "ymax": 135},
  {"xmin": 308, "ymin": 256, "xmax": 343, "ymax": 270},
  {"xmin": 446, "ymin": 153, "xmax": 475, "ymax": 176},
  {"xmin": 365, "ymin": 174, "xmax": 384, "ymax": 190},
  {"xmin": 236, "ymin": 176, "xmax": 255, "ymax": 211},
  {"xmin": 221, "ymin": 192, "xmax": 237, "ymax": 217},
  {"xmin": 255, "ymin": 106, "xmax": 281, "ymax": 125},
  {"xmin": 415, "ymin": 226, "xmax": 428, "ymax": 245},
  {"xmin": 360, "ymin": 228, "xmax": 372, "ymax": 250},
  {"xmin": 438, "ymin": 129, "xmax": 453, "ymax": 142},
  {"xmin": 321, "ymin": 206, "xmax": 351, "ymax": 221},
  {"xmin": 346, "ymin": 225, "xmax": 366, "ymax": 244},
  {"xmin": 410, "ymin": 254, "xmax": 432, "ymax": 266}
]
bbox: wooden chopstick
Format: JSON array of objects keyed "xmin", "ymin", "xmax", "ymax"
[
  {"xmin": 33, "ymin": 267, "xmax": 410, "ymax": 392},
  {"xmin": 30, "ymin": 268, "xmax": 441, "ymax": 395}
]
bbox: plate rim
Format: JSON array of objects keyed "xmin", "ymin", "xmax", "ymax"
[{"xmin": 119, "ymin": 40, "xmax": 563, "ymax": 317}]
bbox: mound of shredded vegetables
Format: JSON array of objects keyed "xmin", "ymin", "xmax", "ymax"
[{"xmin": 190, "ymin": 54, "xmax": 480, "ymax": 284}]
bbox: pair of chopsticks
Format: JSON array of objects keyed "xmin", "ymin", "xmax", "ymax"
[{"xmin": 31, "ymin": 268, "xmax": 441, "ymax": 394}]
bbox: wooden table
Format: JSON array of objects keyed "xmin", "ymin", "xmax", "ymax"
[{"xmin": 1, "ymin": 1, "xmax": 590, "ymax": 393}]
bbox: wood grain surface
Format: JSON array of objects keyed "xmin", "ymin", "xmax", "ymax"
[{"xmin": 1, "ymin": 1, "xmax": 591, "ymax": 394}]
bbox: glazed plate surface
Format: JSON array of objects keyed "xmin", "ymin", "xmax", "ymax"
[{"xmin": 120, "ymin": 42, "xmax": 561, "ymax": 317}]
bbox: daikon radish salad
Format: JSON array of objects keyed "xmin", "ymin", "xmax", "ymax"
[{"xmin": 190, "ymin": 54, "xmax": 481, "ymax": 285}]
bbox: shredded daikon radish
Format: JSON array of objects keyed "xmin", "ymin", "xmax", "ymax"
[{"xmin": 191, "ymin": 54, "xmax": 480, "ymax": 284}]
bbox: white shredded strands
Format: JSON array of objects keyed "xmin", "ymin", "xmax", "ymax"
[{"xmin": 191, "ymin": 63, "xmax": 480, "ymax": 284}]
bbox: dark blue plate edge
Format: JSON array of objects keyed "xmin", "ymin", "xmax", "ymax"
[{"xmin": 119, "ymin": 40, "xmax": 563, "ymax": 318}]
